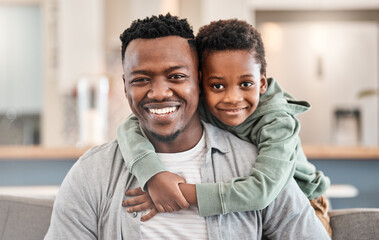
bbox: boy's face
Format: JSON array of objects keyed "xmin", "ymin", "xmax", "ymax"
[{"xmin": 201, "ymin": 50, "xmax": 267, "ymax": 126}]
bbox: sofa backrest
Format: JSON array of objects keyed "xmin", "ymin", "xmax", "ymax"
[
  {"xmin": 0, "ymin": 194, "xmax": 54, "ymax": 240},
  {"xmin": 2, "ymin": 194, "xmax": 379, "ymax": 240},
  {"xmin": 329, "ymin": 208, "xmax": 379, "ymax": 240}
]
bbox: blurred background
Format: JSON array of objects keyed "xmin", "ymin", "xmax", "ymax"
[{"xmin": 0, "ymin": 0, "xmax": 378, "ymax": 209}]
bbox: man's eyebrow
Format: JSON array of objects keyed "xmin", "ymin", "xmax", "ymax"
[
  {"xmin": 129, "ymin": 69, "xmax": 151, "ymax": 76},
  {"xmin": 165, "ymin": 65, "xmax": 189, "ymax": 74},
  {"xmin": 129, "ymin": 66, "xmax": 189, "ymax": 76}
]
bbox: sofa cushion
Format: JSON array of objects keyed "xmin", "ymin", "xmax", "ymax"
[
  {"xmin": 329, "ymin": 208, "xmax": 379, "ymax": 240},
  {"xmin": 0, "ymin": 194, "xmax": 54, "ymax": 240}
]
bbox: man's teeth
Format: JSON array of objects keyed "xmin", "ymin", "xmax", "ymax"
[{"xmin": 149, "ymin": 107, "xmax": 177, "ymax": 114}]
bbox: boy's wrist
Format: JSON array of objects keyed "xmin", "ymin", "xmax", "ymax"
[
  {"xmin": 132, "ymin": 152, "xmax": 167, "ymax": 190},
  {"xmin": 179, "ymin": 183, "xmax": 197, "ymax": 206}
]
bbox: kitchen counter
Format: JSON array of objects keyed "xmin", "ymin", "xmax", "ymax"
[
  {"xmin": 0, "ymin": 146, "xmax": 90, "ymax": 160},
  {"xmin": 1, "ymin": 145, "xmax": 378, "ymax": 209},
  {"xmin": 302, "ymin": 145, "xmax": 379, "ymax": 159},
  {"xmin": 0, "ymin": 145, "xmax": 378, "ymax": 160}
]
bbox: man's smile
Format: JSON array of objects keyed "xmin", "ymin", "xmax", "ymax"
[
  {"xmin": 148, "ymin": 106, "xmax": 178, "ymax": 115},
  {"xmin": 142, "ymin": 102, "xmax": 182, "ymax": 123}
]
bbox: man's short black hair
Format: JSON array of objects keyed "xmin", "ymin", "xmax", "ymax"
[
  {"xmin": 120, "ymin": 13, "xmax": 195, "ymax": 61},
  {"xmin": 196, "ymin": 19, "xmax": 266, "ymax": 74}
]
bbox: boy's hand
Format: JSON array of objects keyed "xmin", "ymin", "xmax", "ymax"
[
  {"xmin": 147, "ymin": 171, "xmax": 190, "ymax": 213},
  {"xmin": 122, "ymin": 187, "xmax": 158, "ymax": 221}
]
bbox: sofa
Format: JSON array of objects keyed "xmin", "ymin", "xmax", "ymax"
[
  {"xmin": 1, "ymin": 194, "xmax": 378, "ymax": 240},
  {"xmin": 0, "ymin": 195, "xmax": 54, "ymax": 240}
]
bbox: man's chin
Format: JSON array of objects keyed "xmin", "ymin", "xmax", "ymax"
[{"xmin": 149, "ymin": 130, "xmax": 182, "ymax": 142}]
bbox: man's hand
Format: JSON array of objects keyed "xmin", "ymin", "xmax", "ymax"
[
  {"xmin": 147, "ymin": 171, "xmax": 190, "ymax": 213},
  {"xmin": 122, "ymin": 187, "xmax": 158, "ymax": 221}
]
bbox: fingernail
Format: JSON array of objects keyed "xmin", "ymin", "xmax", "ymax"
[{"xmin": 127, "ymin": 208, "xmax": 131, "ymax": 213}]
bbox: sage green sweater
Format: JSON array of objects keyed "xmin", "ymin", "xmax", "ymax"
[{"xmin": 117, "ymin": 78, "xmax": 330, "ymax": 217}]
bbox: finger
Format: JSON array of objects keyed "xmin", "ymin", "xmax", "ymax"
[
  {"xmin": 122, "ymin": 195, "xmax": 150, "ymax": 207},
  {"xmin": 125, "ymin": 187, "xmax": 144, "ymax": 196},
  {"xmin": 155, "ymin": 204, "xmax": 166, "ymax": 213},
  {"xmin": 126, "ymin": 202, "xmax": 154, "ymax": 213},
  {"xmin": 141, "ymin": 208, "xmax": 157, "ymax": 222},
  {"xmin": 176, "ymin": 196, "xmax": 190, "ymax": 209},
  {"xmin": 163, "ymin": 204, "xmax": 174, "ymax": 213},
  {"xmin": 170, "ymin": 202, "xmax": 181, "ymax": 211}
]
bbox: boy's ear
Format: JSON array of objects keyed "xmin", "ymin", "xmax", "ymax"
[{"xmin": 259, "ymin": 73, "xmax": 268, "ymax": 95}]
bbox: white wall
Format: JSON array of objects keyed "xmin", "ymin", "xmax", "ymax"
[
  {"xmin": 3, "ymin": 0, "xmax": 378, "ymax": 146},
  {"xmin": 250, "ymin": 0, "xmax": 379, "ymax": 10},
  {"xmin": 0, "ymin": 5, "xmax": 42, "ymax": 114},
  {"xmin": 57, "ymin": 0, "xmax": 105, "ymax": 93},
  {"xmin": 259, "ymin": 21, "xmax": 378, "ymax": 146}
]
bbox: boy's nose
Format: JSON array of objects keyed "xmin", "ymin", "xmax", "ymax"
[
  {"xmin": 224, "ymin": 88, "xmax": 243, "ymax": 104},
  {"xmin": 147, "ymin": 79, "xmax": 173, "ymax": 100}
]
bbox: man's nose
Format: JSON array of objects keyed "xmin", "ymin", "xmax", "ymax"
[
  {"xmin": 147, "ymin": 79, "xmax": 173, "ymax": 100},
  {"xmin": 224, "ymin": 87, "xmax": 243, "ymax": 104}
]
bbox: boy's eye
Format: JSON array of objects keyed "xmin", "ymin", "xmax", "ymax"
[
  {"xmin": 212, "ymin": 83, "xmax": 224, "ymax": 90},
  {"xmin": 241, "ymin": 82, "xmax": 253, "ymax": 88}
]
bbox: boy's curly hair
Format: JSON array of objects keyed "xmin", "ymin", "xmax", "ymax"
[
  {"xmin": 120, "ymin": 13, "xmax": 195, "ymax": 61},
  {"xmin": 196, "ymin": 19, "xmax": 266, "ymax": 74}
]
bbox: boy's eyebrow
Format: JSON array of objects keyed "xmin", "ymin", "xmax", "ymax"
[
  {"xmin": 240, "ymin": 74, "xmax": 255, "ymax": 78},
  {"xmin": 206, "ymin": 76, "xmax": 224, "ymax": 81},
  {"xmin": 206, "ymin": 74, "xmax": 255, "ymax": 81}
]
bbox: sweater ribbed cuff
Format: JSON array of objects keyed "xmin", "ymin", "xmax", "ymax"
[
  {"xmin": 196, "ymin": 182, "xmax": 223, "ymax": 217},
  {"xmin": 131, "ymin": 152, "xmax": 167, "ymax": 191}
]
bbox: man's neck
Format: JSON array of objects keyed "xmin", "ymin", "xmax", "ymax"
[{"xmin": 149, "ymin": 119, "xmax": 203, "ymax": 153}]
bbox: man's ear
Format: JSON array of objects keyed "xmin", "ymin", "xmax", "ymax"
[
  {"xmin": 198, "ymin": 71, "xmax": 202, "ymax": 96},
  {"xmin": 260, "ymin": 73, "xmax": 268, "ymax": 95},
  {"xmin": 122, "ymin": 74, "xmax": 128, "ymax": 96}
]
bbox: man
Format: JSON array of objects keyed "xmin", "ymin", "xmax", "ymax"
[{"xmin": 45, "ymin": 14, "xmax": 330, "ymax": 239}]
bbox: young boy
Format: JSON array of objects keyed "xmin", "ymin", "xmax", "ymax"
[{"xmin": 118, "ymin": 19, "xmax": 331, "ymax": 235}]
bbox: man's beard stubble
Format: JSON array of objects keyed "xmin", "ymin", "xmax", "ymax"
[{"xmin": 149, "ymin": 129, "xmax": 182, "ymax": 142}]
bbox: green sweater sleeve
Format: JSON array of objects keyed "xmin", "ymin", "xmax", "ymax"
[
  {"xmin": 116, "ymin": 114, "xmax": 166, "ymax": 190},
  {"xmin": 196, "ymin": 112, "xmax": 299, "ymax": 216}
]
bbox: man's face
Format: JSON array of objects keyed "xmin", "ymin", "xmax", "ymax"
[
  {"xmin": 201, "ymin": 50, "xmax": 267, "ymax": 126},
  {"xmin": 123, "ymin": 36, "xmax": 200, "ymax": 144}
]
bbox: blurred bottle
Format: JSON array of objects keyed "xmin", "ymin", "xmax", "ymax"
[
  {"xmin": 77, "ymin": 76, "xmax": 109, "ymax": 147},
  {"xmin": 333, "ymin": 108, "xmax": 361, "ymax": 146}
]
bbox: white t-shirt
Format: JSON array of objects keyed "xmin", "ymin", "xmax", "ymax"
[{"xmin": 140, "ymin": 133, "xmax": 208, "ymax": 240}]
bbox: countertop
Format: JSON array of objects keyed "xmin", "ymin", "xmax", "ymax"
[
  {"xmin": 0, "ymin": 146, "xmax": 90, "ymax": 160},
  {"xmin": 0, "ymin": 145, "xmax": 378, "ymax": 160}
]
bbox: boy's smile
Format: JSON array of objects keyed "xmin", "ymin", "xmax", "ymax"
[{"xmin": 201, "ymin": 50, "xmax": 267, "ymax": 126}]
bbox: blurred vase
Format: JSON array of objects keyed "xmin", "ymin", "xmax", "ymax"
[{"xmin": 77, "ymin": 76, "xmax": 109, "ymax": 147}]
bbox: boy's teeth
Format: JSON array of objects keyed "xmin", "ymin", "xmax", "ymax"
[{"xmin": 149, "ymin": 107, "xmax": 177, "ymax": 114}]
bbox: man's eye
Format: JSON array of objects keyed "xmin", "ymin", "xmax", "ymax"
[
  {"xmin": 241, "ymin": 82, "xmax": 253, "ymax": 88},
  {"xmin": 131, "ymin": 78, "xmax": 149, "ymax": 85},
  {"xmin": 169, "ymin": 74, "xmax": 186, "ymax": 80},
  {"xmin": 212, "ymin": 84, "xmax": 224, "ymax": 90}
]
